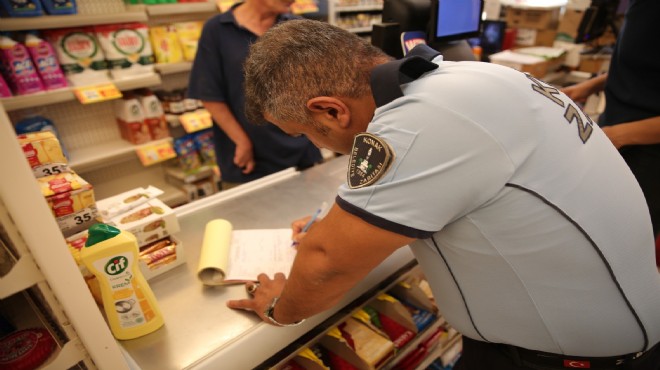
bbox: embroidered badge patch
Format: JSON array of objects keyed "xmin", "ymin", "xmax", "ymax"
[{"xmin": 348, "ymin": 132, "xmax": 395, "ymax": 189}]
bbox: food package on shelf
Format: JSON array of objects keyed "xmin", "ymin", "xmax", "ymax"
[
  {"xmin": 138, "ymin": 235, "xmax": 186, "ymax": 280},
  {"xmin": 173, "ymin": 22, "xmax": 202, "ymax": 61},
  {"xmin": 108, "ymin": 198, "xmax": 180, "ymax": 247},
  {"xmin": 94, "ymin": 23, "xmax": 155, "ymax": 80},
  {"xmin": 43, "ymin": 27, "xmax": 110, "ymax": 86},
  {"xmin": 149, "ymin": 24, "xmax": 184, "ymax": 64},
  {"xmin": 37, "ymin": 171, "xmax": 97, "ymax": 237},
  {"xmin": 115, "ymin": 92, "xmax": 150, "ymax": 145},
  {"xmin": 319, "ymin": 321, "xmax": 395, "ymax": 370},
  {"xmin": 16, "ymin": 131, "xmax": 69, "ymax": 178},
  {"xmin": 136, "ymin": 89, "xmax": 170, "ymax": 140}
]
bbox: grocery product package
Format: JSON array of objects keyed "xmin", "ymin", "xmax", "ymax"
[
  {"xmin": 17, "ymin": 131, "xmax": 69, "ymax": 178},
  {"xmin": 41, "ymin": 0, "xmax": 77, "ymax": 15},
  {"xmin": 24, "ymin": 32, "xmax": 68, "ymax": 90},
  {"xmin": 0, "ymin": 0, "xmax": 44, "ymax": 17},
  {"xmin": 136, "ymin": 89, "xmax": 170, "ymax": 140},
  {"xmin": 173, "ymin": 22, "xmax": 202, "ymax": 61},
  {"xmin": 44, "ymin": 27, "xmax": 110, "ymax": 86},
  {"xmin": 95, "ymin": 23, "xmax": 155, "ymax": 80},
  {"xmin": 108, "ymin": 198, "xmax": 180, "ymax": 247},
  {"xmin": 14, "ymin": 115, "xmax": 69, "ymax": 159},
  {"xmin": 0, "ymin": 33, "xmax": 45, "ymax": 95},
  {"xmin": 148, "ymin": 24, "xmax": 184, "ymax": 64},
  {"xmin": 114, "ymin": 93, "xmax": 150, "ymax": 144}
]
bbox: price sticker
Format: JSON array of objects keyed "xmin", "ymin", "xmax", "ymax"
[
  {"xmin": 136, "ymin": 139, "xmax": 177, "ymax": 166},
  {"xmin": 74, "ymin": 83, "xmax": 123, "ymax": 104},
  {"xmin": 180, "ymin": 110, "xmax": 213, "ymax": 133}
]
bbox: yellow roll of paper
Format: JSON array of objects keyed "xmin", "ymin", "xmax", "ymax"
[{"xmin": 197, "ymin": 219, "xmax": 233, "ymax": 285}]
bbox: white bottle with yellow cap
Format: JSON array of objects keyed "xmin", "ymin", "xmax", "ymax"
[{"xmin": 80, "ymin": 223, "xmax": 164, "ymax": 340}]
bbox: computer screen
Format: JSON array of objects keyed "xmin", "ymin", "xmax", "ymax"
[
  {"xmin": 381, "ymin": 0, "xmax": 431, "ymax": 32},
  {"xmin": 575, "ymin": 0, "xmax": 620, "ymax": 43},
  {"xmin": 429, "ymin": 0, "xmax": 483, "ymax": 43}
]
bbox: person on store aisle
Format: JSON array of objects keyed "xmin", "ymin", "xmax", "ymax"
[
  {"xmin": 562, "ymin": 0, "xmax": 660, "ymax": 249},
  {"xmin": 187, "ymin": 0, "xmax": 322, "ymax": 190},
  {"xmin": 227, "ymin": 20, "xmax": 660, "ymax": 369}
]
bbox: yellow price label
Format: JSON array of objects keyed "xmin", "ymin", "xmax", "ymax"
[
  {"xmin": 136, "ymin": 139, "xmax": 177, "ymax": 167},
  {"xmin": 74, "ymin": 83, "xmax": 123, "ymax": 104},
  {"xmin": 180, "ymin": 110, "xmax": 213, "ymax": 133}
]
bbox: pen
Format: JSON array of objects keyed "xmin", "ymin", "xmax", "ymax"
[{"xmin": 292, "ymin": 201, "xmax": 328, "ymax": 247}]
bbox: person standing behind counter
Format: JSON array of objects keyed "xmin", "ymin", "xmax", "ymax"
[
  {"xmin": 187, "ymin": 0, "xmax": 322, "ymax": 190},
  {"xmin": 562, "ymin": 0, "xmax": 660, "ymax": 244},
  {"xmin": 227, "ymin": 20, "xmax": 660, "ymax": 369}
]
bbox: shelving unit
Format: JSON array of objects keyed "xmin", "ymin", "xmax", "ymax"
[
  {"xmin": 328, "ymin": 0, "xmax": 383, "ymax": 36},
  {"xmin": 0, "ymin": 11, "xmax": 148, "ymax": 31}
]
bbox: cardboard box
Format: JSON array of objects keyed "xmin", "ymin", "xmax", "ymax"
[
  {"xmin": 138, "ymin": 235, "xmax": 186, "ymax": 280},
  {"xmin": 109, "ymin": 198, "xmax": 180, "ymax": 247},
  {"xmin": 96, "ymin": 186, "xmax": 163, "ymax": 222},
  {"xmin": 489, "ymin": 50, "xmax": 566, "ymax": 78},
  {"xmin": 514, "ymin": 28, "xmax": 557, "ymax": 47},
  {"xmin": 578, "ymin": 54, "xmax": 611, "ymax": 74},
  {"xmin": 17, "ymin": 131, "xmax": 69, "ymax": 178},
  {"xmin": 37, "ymin": 172, "xmax": 98, "ymax": 236},
  {"xmin": 319, "ymin": 323, "xmax": 395, "ymax": 370},
  {"xmin": 505, "ymin": 7, "xmax": 560, "ymax": 30},
  {"xmin": 556, "ymin": 8, "xmax": 585, "ymax": 42}
]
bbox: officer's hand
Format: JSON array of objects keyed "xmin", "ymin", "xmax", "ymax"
[
  {"xmin": 291, "ymin": 216, "xmax": 314, "ymax": 245},
  {"xmin": 226, "ymin": 273, "xmax": 286, "ymax": 325}
]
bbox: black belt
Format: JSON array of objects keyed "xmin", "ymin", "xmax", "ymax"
[{"xmin": 502, "ymin": 341, "xmax": 659, "ymax": 369}]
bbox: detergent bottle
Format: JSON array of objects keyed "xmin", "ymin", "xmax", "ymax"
[{"xmin": 80, "ymin": 223, "xmax": 164, "ymax": 340}]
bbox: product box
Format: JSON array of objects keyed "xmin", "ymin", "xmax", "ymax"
[
  {"xmin": 137, "ymin": 91, "xmax": 170, "ymax": 140},
  {"xmin": 320, "ymin": 322, "xmax": 395, "ymax": 370},
  {"xmin": 138, "ymin": 235, "xmax": 186, "ymax": 280},
  {"xmin": 37, "ymin": 172, "xmax": 97, "ymax": 236},
  {"xmin": 514, "ymin": 28, "xmax": 557, "ymax": 47},
  {"xmin": 489, "ymin": 49, "xmax": 566, "ymax": 78},
  {"xmin": 96, "ymin": 185, "xmax": 163, "ymax": 222},
  {"xmin": 108, "ymin": 198, "xmax": 180, "ymax": 247},
  {"xmin": 17, "ymin": 131, "xmax": 69, "ymax": 178},
  {"xmin": 556, "ymin": 8, "xmax": 586, "ymax": 42},
  {"xmin": 115, "ymin": 94, "xmax": 150, "ymax": 145},
  {"xmin": 505, "ymin": 7, "xmax": 560, "ymax": 30},
  {"xmin": 578, "ymin": 54, "xmax": 611, "ymax": 74}
]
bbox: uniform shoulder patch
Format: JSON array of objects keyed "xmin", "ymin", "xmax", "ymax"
[{"xmin": 348, "ymin": 132, "xmax": 395, "ymax": 189}]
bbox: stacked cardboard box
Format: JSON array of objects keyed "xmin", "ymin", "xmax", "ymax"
[{"xmin": 505, "ymin": 6, "xmax": 560, "ymax": 47}]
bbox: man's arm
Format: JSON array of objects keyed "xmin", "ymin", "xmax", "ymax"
[
  {"xmin": 602, "ymin": 116, "xmax": 660, "ymax": 149},
  {"xmin": 227, "ymin": 202, "xmax": 415, "ymax": 324},
  {"xmin": 203, "ymin": 101, "xmax": 255, "ymax": 174}
]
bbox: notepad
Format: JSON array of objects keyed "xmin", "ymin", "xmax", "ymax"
[{"xmin": 197, "ymin": 219, "xmax": 297, "ymax": 285}]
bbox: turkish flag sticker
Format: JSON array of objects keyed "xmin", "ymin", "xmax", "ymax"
[{"xmin": 564, "ymin": 360, "xmax": 591, "ymax": 368}]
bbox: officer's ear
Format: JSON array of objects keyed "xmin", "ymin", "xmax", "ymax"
[{"xmin": 306, "ymin": 97, "xmax": 350, "ymax": 128}]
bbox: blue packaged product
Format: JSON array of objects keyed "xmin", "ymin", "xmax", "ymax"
[
  {"xmin": 14, "ymin": 115, "xmax": 69, "ymax": 159},
  {"xmin": 0, "ymin": 0, "xmax": 44, "ymax": 17},
  {"xmin": 40, "ymin": 0, "xmax": 77, "ymax": 15}
]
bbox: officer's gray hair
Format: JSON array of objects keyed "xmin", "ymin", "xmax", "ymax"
[{"xmin": 244, "ymin": 19, "xmax": 390, "ymax": 130}]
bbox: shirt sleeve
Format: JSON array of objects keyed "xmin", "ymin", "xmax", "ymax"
[
  {"xmin": 187, "ymin": 20, "xmax": 226, "ymax": 102},
  {"xmin": 337, "ymin": 97, "xmax": 515, "ymax": 237}
]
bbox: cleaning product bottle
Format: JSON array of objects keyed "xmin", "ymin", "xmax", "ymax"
[
  {"xmin": 80, "ymin": 223, "xmax": 164, "ymax": 340},
  {"xmin": 0, "ymin": 32, "xmax": 45, "ymax": 95},
  {"xmin": 24, "ymin": 31, "xmax": 68, "ymax": 90}
]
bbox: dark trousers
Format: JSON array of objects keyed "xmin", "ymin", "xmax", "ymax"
[{"xmin": 454, "ymin": 337, "xmax": 660, "ymax": 370}]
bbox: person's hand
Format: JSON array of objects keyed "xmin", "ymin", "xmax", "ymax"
[
  {"xmin": 234, "ymin": 142, "xmax": 255, "ymax": 174},
  {"xmin": 291, "ymin": 216, "xmax": 314, "ymax": 245},
  {"xmin": 226, "ymin": 272, "xmax": 286, "ymax": 324},
  {"xmin": 561, "ymin": 83, "xmax": 593, "ymax": 103}
]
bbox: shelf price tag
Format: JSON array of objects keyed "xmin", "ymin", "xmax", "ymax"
[
  {"xmin": 74, "ymin": 83, "xmax": 123, "ymax": 104},
  {"xmin": 136, "ymin": 139, "xmax": 177, "ymax": 167},
  {"xmin": 180, "ymin": 110, "xmax": 213, "ymax": 133}
]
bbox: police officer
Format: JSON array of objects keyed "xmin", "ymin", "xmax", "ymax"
[{"xmin": 227, "ymin": 19, "xmax": 660, "ymax": 369}]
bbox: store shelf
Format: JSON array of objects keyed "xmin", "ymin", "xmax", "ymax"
[
  {"xmin": 346, "ymin": 26, "xmax": 374, "ymax": 33},
  {"xmin": 68, "ymin": 139, "xmax": 137, "ymax": 173},
  {"xmin": 145, "ymin": 2, "xmax": 217, "ymax": 16},
  {"xmin": 417, "ymin": 333, "xmax": 463, "ymax": 369},
  {"xmin": 0, "ymin": 11, "xmax": 148, "ymax": 31},
  {"xmin": 0, "ymin": 256, "xmax": 45, "ymax": 299},
  {"xmin": 0, "ymin": 73, "xmax": 162, "ymax": 112},
  {"xmin": 42, "ymin": 339, "xmax": 87, "ymax": 370},
  {"xmin": 336, "ymin": 4, "xmax": 383, "ymax": 11},
  {"xmin": 381, "ymin": 318, "xmax": 446, "ymax": 370},
  {"xmin": 155, "ymin": 62, "xmax": 194, "ymax": 75}
]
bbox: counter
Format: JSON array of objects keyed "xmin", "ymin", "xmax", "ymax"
[{"xmin": 120, "ymin": 156, "xmax": 417, "ymax": 369}]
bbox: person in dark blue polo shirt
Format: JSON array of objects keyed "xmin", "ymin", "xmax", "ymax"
[
  {"xmin": 188, "ymin": 0, "xmax": 322, "ymax": 190},
  {"xmin": 562, "ymin": 0, "xmax": 660, "ymax": 242}
]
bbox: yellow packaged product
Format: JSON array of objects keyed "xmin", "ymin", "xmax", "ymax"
[
  {"xmin": 149, "ymin": 25, "xmax": 184, "ymax": 64},
  {"xmin": 17, "ymin": 131, "xmax": 69, "ymax": 178},
  {"xmin": 37, "ymin": 172, "xmax": 98, "ymax": 236},
  {"xmin": 174, "ymin": 22, "xmax": 203, "ymax": 61}
]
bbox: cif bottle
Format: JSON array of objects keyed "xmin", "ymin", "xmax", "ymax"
[{"xmin": 81, "ymin": 223, "xmax": 164, "ymax": 340}]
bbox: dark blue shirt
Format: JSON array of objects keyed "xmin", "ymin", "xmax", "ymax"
[{"xmin": 187, "ymin": 6, "xmax": 322, "ymax": 183}]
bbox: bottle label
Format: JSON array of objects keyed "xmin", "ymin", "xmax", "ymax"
[{"xmin": 93, "ymin": 253, "xmax": 156, "ymax": 329}]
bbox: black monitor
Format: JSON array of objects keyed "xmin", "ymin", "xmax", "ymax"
[
  {"xmin": 428, "ymin": 0, "xmax": 484, "ymax": 44},
  {"xmin": 373, "ymin": 0, "xmax": 482, "ymax": 61},
  {"xmin": 575, "ymin": 0, "xmax": 620, "ymax": 43}
]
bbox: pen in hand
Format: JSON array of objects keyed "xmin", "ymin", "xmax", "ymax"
[{"xmin": 292, "ymin": 201, "xmax": 328, "ymax": 247}]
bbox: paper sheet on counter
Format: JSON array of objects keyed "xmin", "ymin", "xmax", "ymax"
[{"xmin": 197, "ymin": 219, "xmax": 297, "ymax": 285}]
